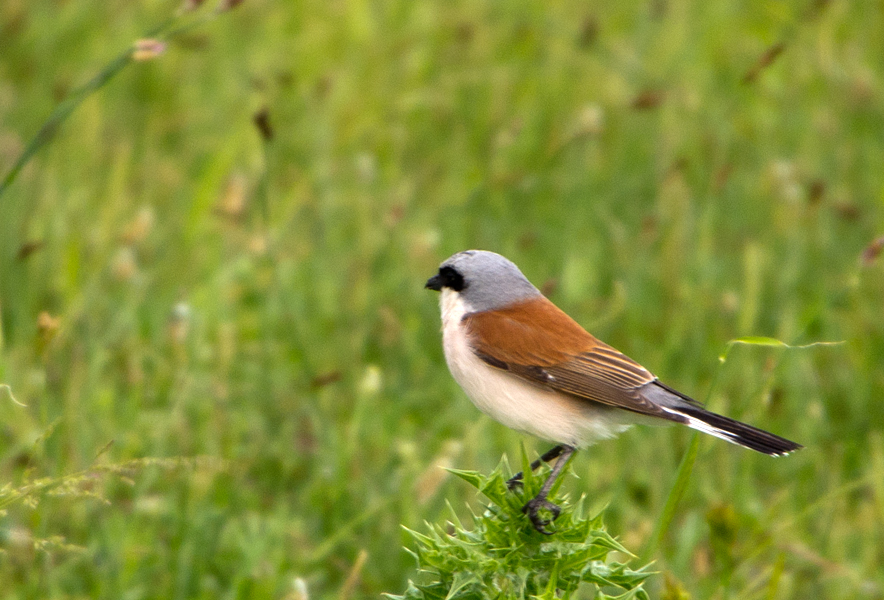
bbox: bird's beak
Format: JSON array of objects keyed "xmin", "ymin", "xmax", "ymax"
[{"xmin": 425, "ymin": 275, "xmax": 442, "ymax": 291}]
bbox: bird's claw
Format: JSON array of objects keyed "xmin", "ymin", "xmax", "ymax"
[
  {"xmin": 506, "ymin": 473, "xmax": 524, "ymax": 491},
  {"xmin": 522, "ymin": 497, "xmax": 561, "ymax": 535}
]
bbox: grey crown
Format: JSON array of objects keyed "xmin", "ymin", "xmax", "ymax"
[{"xmin": 439, "ymin": 250, "xmax": 541, "ymax": 311}]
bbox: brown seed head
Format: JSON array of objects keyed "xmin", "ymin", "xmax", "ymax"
[
  {"xmin": 217, "ymin": 0, "xmax": 244, "ymax": 12},
  {"xmin": 861, "ymin": 236, "xmax": 884, "ymax": 266},
  {"xmin": 132, "ymin": 39, "xmax": 166, "ymax": 61}
]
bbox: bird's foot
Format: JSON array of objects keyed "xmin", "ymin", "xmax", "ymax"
[
  {"xmin": 522, "ymin": 497, "xmax": 561, "ymax": 535},
  {"xmin": 506, "ymin": 472, "xmax": 524, "ymax": 491}
]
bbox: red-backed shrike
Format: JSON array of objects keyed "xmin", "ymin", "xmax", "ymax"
[{"xmin": 426, "ymin": 250, "xmax": 801, "ymax": 533}]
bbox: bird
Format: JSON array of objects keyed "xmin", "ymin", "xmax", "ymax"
[{"xmin": 425, "ymin": 250, "xmax": 802, "ymax": 534}]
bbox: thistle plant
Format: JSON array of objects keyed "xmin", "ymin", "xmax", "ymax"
[{"xmin": 389, "ymin": 453, "xmax": 653, "ymax": 600}]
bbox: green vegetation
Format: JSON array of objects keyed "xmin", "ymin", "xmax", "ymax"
[
  {"xmin": 390, "ymin": 460, "xmax": 652, "ymax": 600},
  {"xmin": 1, "ymin": 0, "xmax": 883, "ymax": 598}
]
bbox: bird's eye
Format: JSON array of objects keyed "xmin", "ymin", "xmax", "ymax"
[{"xmin": 439, "ymin": 266, "xmax": 466, "ymax": 291}]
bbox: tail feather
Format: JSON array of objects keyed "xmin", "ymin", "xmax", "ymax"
[
  {"xmin": 645, "ymin": 381, "xmax": 803, "ymax": 456},
  {"xmin": 665, "ymin": 403, "xmax": 803, "ymax": 456}
]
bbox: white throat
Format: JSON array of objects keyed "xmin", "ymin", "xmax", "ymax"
[{"xmin": 440, "ymin": 288, "xmax": 471, "ymax": 329}]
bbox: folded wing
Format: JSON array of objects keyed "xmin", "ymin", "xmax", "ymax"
[
  {"xmin": 462, "ymin": 296, "xmax": 685, "ymax": 421},
  {"xmin": 462, "ymin": 296, "xmax": 802, "ymax": 456}
]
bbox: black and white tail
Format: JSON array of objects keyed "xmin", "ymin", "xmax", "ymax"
[{"xmin": 645, "ymin": 381, "xmax": 803, "ymax": 456}]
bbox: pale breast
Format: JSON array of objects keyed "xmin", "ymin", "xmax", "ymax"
[{"xmin": 438, "ymin": 289, "xmax": 632, "ymax": 447}]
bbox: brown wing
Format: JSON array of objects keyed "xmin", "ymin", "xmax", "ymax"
[{"xmin": 463, "ymin": 296, "xmax": 676, "ymax": 419}]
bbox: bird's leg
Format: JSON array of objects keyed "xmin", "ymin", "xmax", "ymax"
[
  {"xmin": 506, "ymin": 445, "xmax": 566, "ymax": 490},
  {"xmin": 521, "ymin": 445, "xmax": 575, "ymax": 535}
]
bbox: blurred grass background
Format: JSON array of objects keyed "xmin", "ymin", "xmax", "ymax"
[{"xmin": 1, "ymin": 0, "xmax": 883, "ymax": 598}]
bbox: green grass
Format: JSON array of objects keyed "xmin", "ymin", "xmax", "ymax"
[{"xmin": 1, "ymin": 0, "xmax": 883, "ymax": 598}]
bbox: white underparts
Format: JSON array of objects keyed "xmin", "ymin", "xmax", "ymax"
[{"xmin": 439, "ymin": 289, "xmax": 632, "ymax": 448}]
